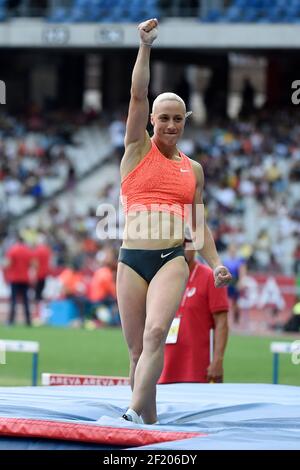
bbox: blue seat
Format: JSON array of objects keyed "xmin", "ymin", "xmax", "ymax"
[
  {"xmin": 86, "ymin": 7, "xmax": 107, "ymax": 21},
  {"xmin": 142, "ymin": 0, "xmax": 158, "ymax": 8},
  {"xmin": 128, "ymin": 10, "xmax": 149, "ymax": 22},
  {"xmin": 47, "ymin": 7, "xmax": 69, "ymax": 23},
  {"xmin": 73, "ymin": 0, "xmax": 89, "ymax": 8},
  {"xmin": 243, "ymin": 8, "xmax": 259, "ymax": 21},
  {"xmin": 275, "ymin": 0, "xmax": 287, "ymax": 7},
  {"xmin": 234, "ymin": 0, "xmax": 248, "ymax": 8},
  {"xmin": 262, "ymin": 0, "xmax": 273, "ymax": 7},
  {"xmin": 0, "ymin": 7, "xmax": 6, "ymax": 22},
  {"xmin": 87, "ymin": 0, "xmax": 110, "ymax": 10},
  {"xmin": 201, "ymin": 9, "xmax": 221, "ymax": 22},
  {"xmin": 68, "ymin": 8, "xmax": 88, "ymax": 22},
  {"xmin": 222, "ymin": 6, "xmax": 243, "ymax": 22},
  {"xmin": 256, "ymin": 16, "xmax": 272, "ymax": 23},
  {"xmin": 285, "ymin": 6, "xmax": 300, "ymax": 16},
  {"xmin": 267, "ymin": 7, "xmax": 284, "ymax": 22},
  {"xmin": 247, "ymin": 0, "xmax": 264, "ymax": 8},
  {"xmin": 109, "ymin": 7, "xmax": 127, "ymax": 21},
  {"xmin": 281, "ymin": 8, "xmax": 300, "ymax": 22}
]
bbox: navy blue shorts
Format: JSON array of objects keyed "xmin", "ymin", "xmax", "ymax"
[
  {"xmin": 228, "ymin": 284, "xmax": 239, "ymax": 300},
  {"xmin": 118, "ymin": 246, "xmax": 186, "ymax": 283}
]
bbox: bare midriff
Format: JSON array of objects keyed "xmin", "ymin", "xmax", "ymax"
[{"xmin": 122, "ymin": 211, "xmax": 185, "ymax": 249}]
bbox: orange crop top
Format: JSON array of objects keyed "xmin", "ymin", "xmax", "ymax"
[{"xmin": 121, "ymin": 140, "xmax": 196, "ymax": 219}]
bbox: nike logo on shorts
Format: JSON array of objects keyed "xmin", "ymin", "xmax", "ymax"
[
  {"xmin": 161, "ymin": 251, "xmax": 174, "ymax": 259},
  {"xmin": 180, "ymin": 168, "xmax": 189, "ymax": 172}
]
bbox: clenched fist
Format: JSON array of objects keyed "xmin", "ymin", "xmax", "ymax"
[
  {"xmin": 138, "ymin": 18, "xmax": 158, "ymax": 46},
  {"xmin": 213, "ymin": 265, "xmax": 232, "ymax": 288}
]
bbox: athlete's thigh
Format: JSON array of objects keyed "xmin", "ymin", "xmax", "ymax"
[
  {"xmin": 145, "ymin": 257, "xmax": 189, "ymax": 331},
  {"xmin": 117, "ymin": 262, "xmax": 148, "ymax": 351}
]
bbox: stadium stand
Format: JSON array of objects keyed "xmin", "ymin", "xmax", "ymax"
[
  {"xmin": 3, "ymin": 0, "xmax": 300, "ymax": 23},
  {"xmin": 201, "ymin": 0, "xmax": 300, "ymax": 24},
  {"xmin": 0, "ymin": 112, "xmax": 112, "ymax": 218},
  {"xmin": 1, "ymin": 0, "xmax": 160, "ymax": 23},
  {"xmin": 1, "ymin": 107, "xmax": 299, "ymax": 276}
]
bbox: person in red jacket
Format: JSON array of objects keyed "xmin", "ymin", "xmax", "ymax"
[
  {"xmin": 159, "ymin": 239, "xmax": 229, "ymax": 384},
  {"xmin": 3, "ymin": 235, "xmax": 35, "ymax": 326},
  {"xmin": 31, "ymin": 233, "xmax": 52, "ymax": 304}
]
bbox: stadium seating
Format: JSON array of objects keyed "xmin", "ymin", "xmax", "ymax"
[
  {"xmin": 47, "ymin": 0, "xmax": 160, "ymax": 23},
  {"xmin": 0, "ymin": 0, "xmax": 160, "ymax": 23},
  {"xmin": 0, "ymin": 0, "xmax": 6, "ymax": 21},
  {"xmin": 2, "ymin": 0, "xmax": 300, "ymax": 23},
  {"xmin": 0, "ymin": 117, "xmax": 112, "ymax": 219},
  {"xmin": 202, "ymin": 0, "xmax": 300, "ymax": 23}
]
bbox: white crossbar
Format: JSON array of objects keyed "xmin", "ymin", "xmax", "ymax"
[
  {"xmin": 0, "ymin": 339, "xmax": 39, "ymax": 354},
  {"xmin": 270, "ymin": 341, "xmax": 300, "ymax": 354}
]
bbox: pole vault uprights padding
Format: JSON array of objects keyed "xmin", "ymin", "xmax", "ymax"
[{"xmin": 0, "ymin": 417, "xmax": 205, "ymax": 447}]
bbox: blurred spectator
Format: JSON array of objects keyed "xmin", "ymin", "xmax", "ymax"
[
  {"xmin": 283, "ymin": 298, "xmax": 300, "ymax": 333},
  {"xmin": 222, "ymin": 244, "xmax": 247, "ymax": 325},
  {"xmin": 66, "ymin": 161, "xmax": 76, "ymax": 191},
  {"xmin": 3, "ymin": 234, "xmax": 35, "ymax": 326},
  {"xmin": 24, "ymin": 175, "xmax": 43, "ymax": 203},
  {"xmin": 266, "ymin": 253, "xmax": 282, "ymax": 275},
  {"xmin": 294, "ymin": 242, "xmax": 300, "ymax": 276},
  {"xmin": 109, "ymin": 116, "xmax": 125, "ymax": 160},
  {"xmin": 240, "ymin": 79, "xmax": 255, "ymax": 117},
  {"xmin": 58, "ymin": 259, "xmax": 90, "ymax": 326},
  {"xmin": 88, "ymin": 246, "xmax": 119, "ymax": 326},
  {"xmin": 31, "ymin": 232, "xmax": 53, "ymax": 316},
  {"xmin": 254, "ymin": 229, "xmax": 271, "ymax": 271},
  {"xmin": 290, "ymin": 159, "xmax": 300, "ymax": 182}
]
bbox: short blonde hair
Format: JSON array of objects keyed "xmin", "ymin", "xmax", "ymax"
[{"xmin": 152, "ymin": 92, "xmax": 192, "ymax": 118}]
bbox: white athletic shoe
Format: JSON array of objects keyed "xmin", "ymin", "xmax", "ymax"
[{"xmin": 121, "ymin": 408, "xmax": 143, "ymax": 424}]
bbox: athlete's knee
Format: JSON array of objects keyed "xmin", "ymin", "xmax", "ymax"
[
  {"xmin": 129, "ymin": 348, "xmax": 143, "ymax": 368},
  {"xmin": 143, "ymin": 325, "xmax": 166, "ymax": 351}
]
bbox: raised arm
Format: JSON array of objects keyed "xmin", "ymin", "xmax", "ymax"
[
  {"xmin": 124, "ymin": 18, "xmax": 158, "ymax": 149},
  {"xmin": 191, "ymin": 160, "xmax": 232, "ymax": 287}
]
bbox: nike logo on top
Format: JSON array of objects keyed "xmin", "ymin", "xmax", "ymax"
[
  {"xmin": 180, "ymin": 169, "xmax": 189, "ymax": 172},
  {"xmin": 161, "ymin": 251, "xmax": 174, "ymax": 259}
]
